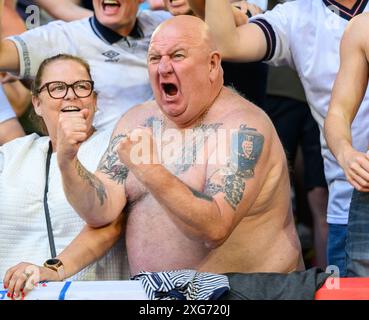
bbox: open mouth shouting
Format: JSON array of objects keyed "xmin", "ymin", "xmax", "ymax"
[
  {"xmin": 161, "ymin": 82, "xmax": 179, "ymax": 101},
  {"xmin": 102, "ymin": 0, "xmax": 121, "ymax": 15}
]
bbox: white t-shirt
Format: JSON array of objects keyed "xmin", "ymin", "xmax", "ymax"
[
  {"xmin": 251, "ymin": 0, "xmax": 369, "ymax": 224},
  {"xmin": 0, "ymin": 129, "xmax": 130, "ymax": 280},
  {"xmin": 0, "ymin": 86, "xmax": 16, "ymax": 123},
  {"xmin": 8, "ymin": 10, "xmax": 170, "ymax": 130}
]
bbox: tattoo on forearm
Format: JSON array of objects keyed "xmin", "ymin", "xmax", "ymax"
[
  {"xmin": 205, "ymin": 124, "xmax": 264, "ymax": 210},
  {"xmin": 98, "ymin": 134, "xmax": 129, "ymax": 184},
  {"xmin": 75, "ymin": 160, "xmax": 107, "ymax": 206}
]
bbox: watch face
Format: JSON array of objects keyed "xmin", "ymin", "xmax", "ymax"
[{"xmin": 46, "ymin": 258, "xmax": 60, "ymax": 266}]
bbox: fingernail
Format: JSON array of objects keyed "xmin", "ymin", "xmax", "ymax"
[
  {"xmin": 3, "ymin": 284, "xmax": 7, "ymax": 289},
  {"xmin": 20, "ymin": 288, "xmax": 23, "ymax": 292},
  {"xmin": 7, "ymin": 293, "xmax": 10, "ymax": 297}
]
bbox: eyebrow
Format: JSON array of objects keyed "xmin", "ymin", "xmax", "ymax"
[{"xmin": 148, "ymin": 46, "xmax": 187, "ymax": 56}]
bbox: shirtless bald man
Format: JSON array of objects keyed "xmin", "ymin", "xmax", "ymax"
[
  {"xmin": 325, "ymin": 12, "xmax": 369, "ymax": 277},
  {"xmin": 37, "ymin": 15, "xmax": 303, "ymax": 279}
]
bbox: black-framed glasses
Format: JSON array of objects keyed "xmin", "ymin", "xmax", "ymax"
[{"xmin": 37, "ymin": 80, "xmax": 94, "ymax": 99}]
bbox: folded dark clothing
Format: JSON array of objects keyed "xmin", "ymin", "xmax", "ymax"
[
  {"xmin": 132, "ymin": 270, "xmax": 230, "ymax": 300},
  {"xmin": 221, "ymin": 267, "xmax": 331, "ymax": 300}
]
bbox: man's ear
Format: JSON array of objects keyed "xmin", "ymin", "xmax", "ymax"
[
  {"xmin": 32, "ymin": 95, "xmax": 42, "ymax": 116},
  {"xmin": 209, "ymin": 51, "xmax": 222, "ymax": 83}
]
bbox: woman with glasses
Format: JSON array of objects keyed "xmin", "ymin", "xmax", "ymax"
[{"xmin": 0, "ymin": 54, "xmax": 129, "ymax": 299}]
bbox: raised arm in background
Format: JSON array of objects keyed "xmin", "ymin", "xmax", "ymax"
[
  {"xmin": 324, "ymin": 13, "xmax": 369, "ymax": 191},
  {"xmin": 188, "ymin": 0, "xmax": 267, "ymax": 61}
]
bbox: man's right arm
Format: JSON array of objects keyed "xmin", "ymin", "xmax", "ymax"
[
  {"xmin": 188, "ymin": 0, "xmax": 267, "ymax": 62},
  {"xmin": 325, "ymin": 14, "xmax": 369, "ymax": 191}
]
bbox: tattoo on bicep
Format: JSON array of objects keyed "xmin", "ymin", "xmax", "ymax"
[
  {"xmin": 205, "ymin": 124, "xmax": 264, "ymax": 210},
  {"xmin": 231, "ymin": 125, "xmax": 264, "ymax": 178},
  {"xmin": 224, "ymin": 174, "xmax": 245, "ymax": 210},
  {"xmin": 204, "ymin": 178, "xmax": 224, "ymax": 197},
  {"xmin": 98, "ymin": 134, "xmax": 129, "ymax": 184},
  {"xmin": 75, "ymin": 160, "xmax": 107, "ymax": 206},
  {"xmin": 188, "ymin": 185, "xmax": 214, "ymax": 202},
  {"xmin": 226, "ymin": 124, "xmax": 264, "ymax": 209}
]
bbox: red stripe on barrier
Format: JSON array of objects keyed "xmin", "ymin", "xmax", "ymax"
[{"xmin": 315, "ymin": 278, "xmax": 369, "ymax": 300}]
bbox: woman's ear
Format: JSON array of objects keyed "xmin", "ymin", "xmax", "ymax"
[
  {"xmin": 32, "ymin": 95, "xmax": 42, "ymax": 117},
  {"xmin": 209, "ymin": 51, "xmax": 222, "ymax": 83}
]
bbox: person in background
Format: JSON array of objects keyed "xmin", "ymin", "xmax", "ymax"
[
  {"xmin": 263, "ymin": 0, "xmax": 328, "ymax": 269},
  {"xmin": 325, "ymin": 12, "xmax": 369, "ymax": 277},
  {"xmin": 0, "ymin": 0, "xmax": 29, "ymax": 144}
]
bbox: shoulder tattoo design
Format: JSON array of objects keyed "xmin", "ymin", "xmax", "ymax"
[{"xmin": 205, "ymin": 124, "xmax": 264, "ymax": 210}]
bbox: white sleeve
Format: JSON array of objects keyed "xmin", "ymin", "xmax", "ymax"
[
  {"xmin": 0, "ymin": 86, "xmax": 16, "ymax": 123},
  {"xmin": 6, "ymin": 20, "xmax": 77, "ymax": 79},
  {"xmin": 249, "ymin": 2, "xmax": 296, "ymax": 68}
]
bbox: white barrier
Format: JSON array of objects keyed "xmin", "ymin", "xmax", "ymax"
[{"xmin": 0, "ymin": 281, "xmax": 148, "ymax": 300}]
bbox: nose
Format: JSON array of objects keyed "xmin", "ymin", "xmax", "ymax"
[
  {"xmin": 158, "ymin": 56, "xmax": 173, "ymax": 76},
  {"xmin": 64, "ymin": 85, "xmax": 77, "ymax": 100}
]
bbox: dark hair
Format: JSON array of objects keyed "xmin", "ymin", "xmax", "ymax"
[{"xmin": 30, "ymin": 54, "xmax": 93, "ymax": 135}]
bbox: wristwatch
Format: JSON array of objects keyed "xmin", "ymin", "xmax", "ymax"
[{"xmin": 43, "ymin": 258, "xmax": 65, "ymax": 281}]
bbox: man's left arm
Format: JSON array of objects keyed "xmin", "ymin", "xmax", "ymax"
[{"xmin": 118, "ymin": 124, "xmax": 267, "ymax": 249}]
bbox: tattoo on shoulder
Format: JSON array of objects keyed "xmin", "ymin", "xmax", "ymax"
[
  {"xmin": 75, "ymin": 160, "xmax": 107, "ymax": 206},
  {"xmin": 98, "ymin": 134, "xmax": 129, "ymax": 184},
  {"xmin": 171, "ymin": 122, "xmax": 223, "ymax": 175},
  {"xmin": 205, "ymin": 124, "xmax": 264, "ymax": 210},
  {"xmin": 231, "ymin": 124, "xmax": 264, "ymax": 178}
]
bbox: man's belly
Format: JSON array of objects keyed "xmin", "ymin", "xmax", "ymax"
[{"xmin": 125, "ymin": 198, "xmax": 211, "ymax": 276}]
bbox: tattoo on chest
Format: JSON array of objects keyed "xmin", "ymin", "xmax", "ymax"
[
  {"xmin": 75, "ymin": 160, "xmax": 107, "ymax": 206},
  {"xmin": 145, "ymin": 116, "xmax": 162, "ymax": 128},
  {"xmin": 98, "ymin": 134, "xmax": 129, "ymax": 184},
  {"xmin": 169, "ymin": 123, "xmax": 223, "ymax": 175},
  {"xmin": 204, "ymin": 124, "xmax": 264, "ymax": 210}
]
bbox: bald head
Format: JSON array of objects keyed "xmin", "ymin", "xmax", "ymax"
[{"xmin": 151, "ymin": 15, "xmax": 218, "ymax": 52}]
